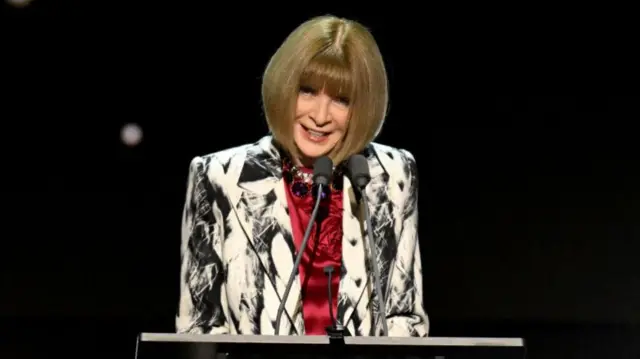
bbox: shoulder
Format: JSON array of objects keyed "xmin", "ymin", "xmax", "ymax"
[
  {"xmin": 368, "ymin": 142, "xmax": 418, "ymax": 181},
  {"xmin": 188, "ymin": 137, "xmax": 269, "ymax": 181},
  {"xmin": 190, "ymin": 143, "xmax": 250, "ymax": 173},
  {"xmin": 368, "ymin": 143, "xmax": 420, "ymax": 212}
]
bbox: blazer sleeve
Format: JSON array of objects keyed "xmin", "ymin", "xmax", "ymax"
[
  {"xmin": 386, "ymin": 150, "xmax": 430, "ymax": 337},
  {"xmin": 176, "ymin": 156, "xmax": 230, "ymax": 334}
]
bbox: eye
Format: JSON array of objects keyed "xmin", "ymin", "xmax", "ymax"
[
  {"xmin": 335, "ymin": 96, "xmax": 350, "ymax": 106},
  {"xmin": 299, "ymin": 86, "xmax": 317, "ymax": 95}
]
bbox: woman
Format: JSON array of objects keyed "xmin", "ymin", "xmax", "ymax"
[{"xmin": 177, "ymin": 15, "xmax": 429, "ymax": 337}]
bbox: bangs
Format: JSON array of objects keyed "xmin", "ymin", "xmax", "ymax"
[{"xmin": 299, "ymin": 51, "xmax": 354, "ymax": 100}]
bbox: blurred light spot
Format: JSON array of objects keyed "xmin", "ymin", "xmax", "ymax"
[
  {"xmin": 121, "ymin": 123, "xmax": 143, "ymax": 147},
  {"xmin": 6, "ymin": 0, "xmax": 33, "ymax": 7}
]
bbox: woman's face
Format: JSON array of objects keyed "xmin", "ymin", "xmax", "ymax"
[{"xmin": 293, "ymin": 85, "xmax": 350, "ymax": 166}]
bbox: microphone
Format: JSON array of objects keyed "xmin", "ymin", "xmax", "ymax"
[
  {"xmin": 346, "ymin": 154, "xmax": 389, "ymax": 336},
  {"xmin": 347, "ymin": 155, "xmax": 371, "ymax": 189},
  {"xmin": 274, "ymin": 156, "xmax": 333, "ymax": 335}
]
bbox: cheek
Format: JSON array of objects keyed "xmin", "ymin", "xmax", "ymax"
[
  {"xmin": 333, "ymin": 111, "xmax": 350, "ymax": 132},
  {"xmin": 295, "ymin": 96, "xmax": 305, "ymax": 116}
]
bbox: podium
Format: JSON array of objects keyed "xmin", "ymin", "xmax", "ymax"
[{"xmin": 135, "ymin": 333, "xmax": 526, "ymax": 359}]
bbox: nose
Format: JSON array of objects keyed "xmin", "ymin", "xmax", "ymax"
[{"xmin": 310, "ymin": 95, "xmax": 332, "ymax": 127}]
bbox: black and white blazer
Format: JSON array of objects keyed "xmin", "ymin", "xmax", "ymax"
[{"xmin": 177, "ymin": 136, "xmax": 429, "ymax": 336}]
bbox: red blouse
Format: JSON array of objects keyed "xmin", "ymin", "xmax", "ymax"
[{"xmin": 283, "ymin": 166, "xmax": 343, "ymax": 335}]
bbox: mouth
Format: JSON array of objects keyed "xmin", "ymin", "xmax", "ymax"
[{"xmin": 301, "ymin": 124, "xmax": 330, "ymax": 142}]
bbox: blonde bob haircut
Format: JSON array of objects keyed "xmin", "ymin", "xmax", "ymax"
[{"xmin": 262, "ymin": 15, "xmax": 388, "ymax": 165}]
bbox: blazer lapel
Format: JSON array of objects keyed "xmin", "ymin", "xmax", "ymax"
[
  {"xmin": 338, "ymin": 147, "xmax": 398, "ymax": 335},
  {"xmin": 232, "ymin": 137, "xmax": 302, "ymax": 335}
]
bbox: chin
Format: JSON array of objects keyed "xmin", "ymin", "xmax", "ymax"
[
  {"xmin": 294, "ymin": 141, "xmax": 337, "ymax": 162},
  {"xmin": 297, "ymin": 145, "xmax": 331, "ymax": 160}
]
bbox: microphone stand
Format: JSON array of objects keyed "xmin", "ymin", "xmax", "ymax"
[
  {"xmin": 362, "ymin": 193, "xmax": 389, "ymax": 336},
  {"xmin": 274, "ymin": 184, "xmax": 325, "ymax": 335},
  {"xmin": 346, "ymin": 154, "xmax": 388, "ymax": 336},
  {"xmin": 323, "ymin": 265, "xmax": 350, "ymax": 343}
]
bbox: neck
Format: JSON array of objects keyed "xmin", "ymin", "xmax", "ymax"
[{"xmin": 292, "ymin": 155, "xmax": 315, "ymax": 169}]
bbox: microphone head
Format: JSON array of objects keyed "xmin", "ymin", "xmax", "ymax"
[
  {"xmin": 312, "ymin": 156, "xmax": 334, "ymax": 186},
  {"xmin": 347, "ymin": 155, "xmax": 371, "ymax": 189}
]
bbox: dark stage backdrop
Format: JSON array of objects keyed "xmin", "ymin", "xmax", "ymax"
[{"xmin": 1, "ymin": 2, "xmax": 639, "ymax": 358}]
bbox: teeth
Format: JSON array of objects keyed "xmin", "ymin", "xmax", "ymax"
[{"xmin": 308, "ymin": 129, "xmax": 325, "ymax": 137}]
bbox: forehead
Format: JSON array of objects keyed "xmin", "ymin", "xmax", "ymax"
[{"xmin": 299, "ymin": 54, "xmax": 355, "ymax": 98}]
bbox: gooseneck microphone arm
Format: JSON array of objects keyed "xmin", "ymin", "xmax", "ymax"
[
  {"xmin": 347, "ymin": 154, "xmax": 389, "ymax": 336},
  {"xmin": 274, "ymin": 184, "xmax": 323, "ymax": 334},
  {"xmin": 274, "ymin": 156, "xmax": 334, "ymax": 335}
]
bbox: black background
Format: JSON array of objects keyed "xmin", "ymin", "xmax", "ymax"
[{"xmin": 1, "ymin": 2, "xmax": 639, "ymax": 358}]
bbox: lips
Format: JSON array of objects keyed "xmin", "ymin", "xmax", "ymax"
[{"xmin": 301, "ymin": 124, "xmax": 330, "ymax": 143}]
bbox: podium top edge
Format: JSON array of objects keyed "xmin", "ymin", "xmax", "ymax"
[{"xmin": 139, "ymin": 333, "xmax": 524, "ymax": 347}]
